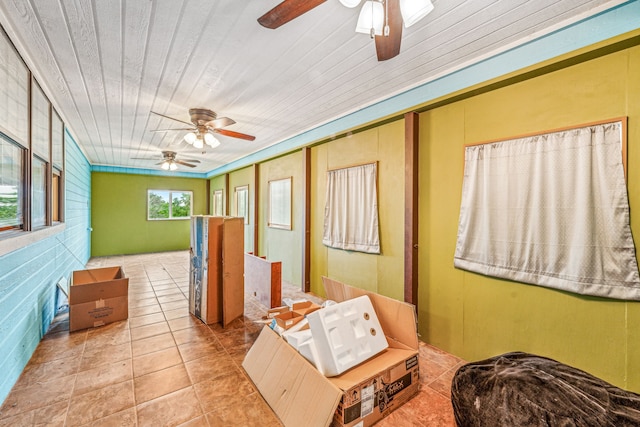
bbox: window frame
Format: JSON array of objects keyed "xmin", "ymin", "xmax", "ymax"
[
  {"xmin": 268, "ymin": 177, "xmax": 292, "ymax": 230},
  {"xmin": 147, "ymin": 189, "xmax": 193, "ymax": 221},
  {"xmin": 234, "ymin": 185, "xmax": 249, "ymax": 224},
  {"xmin": 213, "ymin": 189, "xmax": 224, "ymax": 216},
  {"xmin": 0, "ymin": 25, "xmax": 66, "ymax": 250}
]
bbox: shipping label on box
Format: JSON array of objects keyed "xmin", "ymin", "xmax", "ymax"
[{"xmin": 334, "ymin": 354, "xmax": 420, "ymax": 427}]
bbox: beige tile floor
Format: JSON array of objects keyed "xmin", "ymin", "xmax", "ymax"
[{"xmin": 0, "ymin": 251, "xmax": 463, "ymax": 426}]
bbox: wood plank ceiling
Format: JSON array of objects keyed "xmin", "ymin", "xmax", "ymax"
[{"xmin": 0, "ymin": 0, "xmax": 621, "ymax": 173}]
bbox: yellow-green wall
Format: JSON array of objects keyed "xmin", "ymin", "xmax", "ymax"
[
  {"xmin": 419, "ymin": 44, "xmax": 640, "ymax": 391},
  {"xmin": 310, "ymin": 121, "xmax": 405, "ymax": 300},
  {"xmin": 228, "ymin": 166, "xmax": 255, "ymax": 253},
  {"xmin": 258, "ymin": 152, "xmax": 304, "ymax": 285},
  {"xmin": 91, "ymin": 172, "xmax": 207, "ymax": 255}
]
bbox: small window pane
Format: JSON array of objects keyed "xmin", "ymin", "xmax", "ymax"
[
  {"xmin": 52, "ymin": 170, "xmax": 61, "ymax": 222},
  {"xmin": 148, "ymin": 189, "xmax": 192, "ymax": 220},
  {"xmin": 32, "ymin": 157, "xmax": 47, "ymax": 228},
  {"xmin": 213, "ymin": 189, "xmax": 223, "ymax": 216},
  {"xmin": 0, "ymin": 137, "xmax": 23, "ymax": 230},
  {"xmin": 31, "ymin": 82, "xmax": 50, "ymax": 160},
  {"xmin": 171, "ymin": 192, "xmax": 191, "ymax": 218},
  {"xmin": 52, "ymin": 110, "xmax": 64, "ymax": 169},
  {"xmin": 235, "ymin": 185, "xmax": 248, "ymax": 224},
  {"xmin": 0, "ymin": 30, "xmax": 29, "ymax": 144},
  {"xmin": 148, "ymin": 190, "xmax": 170, "ymax": 219}
]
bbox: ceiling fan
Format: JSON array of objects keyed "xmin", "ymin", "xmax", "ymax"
[
  {"xmin": 131, "ymin": 150, "xmax": 200, "ymax": 171},
  {"xmin": 257, "ymin": 0, "xmax": 434, "ymax": 61},
  {"xmin": 150, "ymin": 108, "xmax": 255, "ymax": 149}
]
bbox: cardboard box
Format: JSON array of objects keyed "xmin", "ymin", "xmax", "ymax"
[
  {"xmin": 189, "ymin": 216, "xmax": 244, "ymax": 326},
  {"xmin": 291, "ymin": 300, "xmax": 321, "ymax": 316},
  {"xmin": 275, "ymin": 311, "xmax": 305, "ymax": 330},
  {"xmin": 69, "ymin": 266, "xmax": 128, "ymax": 332},
  {"xmin": 243, "ymin": 276, "xmax": 420, "ymax": 427}
]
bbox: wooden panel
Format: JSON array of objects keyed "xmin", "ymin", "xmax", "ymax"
[
  {"xmin": 245, "ymin": 253, "xmax": 282, "ymax": 308},
  {"xmin": 222, "ymin": 217, "xmax": 245, "ymax": 327},
  {"xmin": 302, "ymin": 147, "xmax": 311, "ymax": 292},
  {"xmin": 205, "ymin": 216, "xmax": 223, "ymax": 324}
]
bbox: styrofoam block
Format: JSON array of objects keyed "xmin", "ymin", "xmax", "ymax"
[
  {"xmin": 285, "ymin": 329, "xmax": 321, "ymax": 369},
  {"xmin": 306, "ymin": 295, "xmax": 388, "ymax": 377}
]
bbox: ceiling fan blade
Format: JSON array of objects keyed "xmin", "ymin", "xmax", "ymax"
[
  {"xmin": 177, "ymin": 158, "xmax": 200, "ymax": 163},
  {"xmin": 375, "ymin": 0, "xmax": 403, "ymax": 61},
  {"xmin": 150, "ymin": 111, "xmax": 194, "ymax": 127},
  {"xmin": 155, "ymin": 161, "xmax": 165, "ymax": 166},
  {"xmin": 213, "ymin": 129, "xmax": 256, "ymax": 141},
  {"xmin": 205, "ymin": 117, "xmax": 235, "ymax": 129},
  {"xmin": 258, "ymin": 0, "xmax": 326, "ymax": 29},
  {"xmin": 150, "ymin": 127, "xmax": 195, "ymax": 132},
  {"xmin": 175, "ymin": 160, "xmax": 197, "ymax": 168}
]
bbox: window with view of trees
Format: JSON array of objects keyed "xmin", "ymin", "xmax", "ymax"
[
  {"xmin": 0, "ymin": 27, "xmax": 65, "ymax": 241},
  {"xmin": 0, "ymin": 136, "xmax": 23, "ymax": 231},
  {"xmin": 148, "ymin": 190, "xmax": 192, "ymax": 220}
]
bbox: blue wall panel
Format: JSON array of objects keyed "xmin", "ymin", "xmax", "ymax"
[{"xmin": 0, "ymin": 130, "xmax": 91, "ymax": 404}]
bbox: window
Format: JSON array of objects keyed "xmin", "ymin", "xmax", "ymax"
[
  {"xmin": 235, "ymin": 185, "xmax": 249, "ymax": 224},
  {"xmin": 0, "ymin": 136, "xmax": 23, "ymax": 231},
  {"xmin": 0, "ymin": 27, "xmax": 29, "ymax": 143},
  {"xmin": 32, "ymin": 157, "xmax": 47, "ymax": 228},
  {"xmin": 213, "ymin": 189, "xmax": 224, "ymax": 216},
  {"xmin": 0, "ymin": 26, "xmax": 65, "ymax": 242},
  {"xmin": 52, "ymin": 170, "xmax": 61, "ymax": 222},
  {"xmin": 148, "ymin": 190, "xmax": 192, "ymax": 220},
  {"xmin": 268, "ymin": 177, "xmax": 292, "ymax": 230},
  {"xmin": 454, "ymin": 119, "xmax": 640, "ymax": 300},
  {"xmin": 322, "ymin": 162, "xmax": 380, "ymax": 254},
  {"xmin": 52, "ymin": 110, "xmax": 64, "ymax": 169},
  {"xmin": 31, "ymin": 81, "xmax": 50, "ymax": 160}
]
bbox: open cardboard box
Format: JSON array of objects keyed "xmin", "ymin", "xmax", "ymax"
[
  {"xmin": 243, "ymin": 277, "xmax": 420, "ymax": 427},
  {"xmin": 69, "ymin": 266, "xmax": 128, "ymax": 332}
]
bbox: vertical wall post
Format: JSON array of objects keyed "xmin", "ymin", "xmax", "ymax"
[
  {"xmin": 205, "ymin": 179, "xmax": 210, "ymax": 215},
  {"xmin": 253, "ymin": 163, "xmax": 260, "ymax": 255},
  {"xmin": 302, "ymin": 147, "xmax": 311, "ymax": 292},
  {"xmin": 224, "ymin": 173, "xmax": 230, "ymax": 215},
  {"xmin": 404, "ymin": 112, "xmax": 419, "ymax": 308}
]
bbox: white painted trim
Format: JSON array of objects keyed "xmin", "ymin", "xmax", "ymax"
[{"xmin": 0, "ymin": 223, "xmax": 66, "ymax": 257}]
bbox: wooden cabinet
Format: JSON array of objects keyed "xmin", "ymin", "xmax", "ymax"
[{"xmin": 189, "ymin": 216, "xmax": 244, "ymax": 326}]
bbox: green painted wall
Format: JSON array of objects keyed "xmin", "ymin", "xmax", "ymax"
[
  {"xmin": 419, "ymin": 44, "xmax": 640, "ymax": 392},
  {"xmin": 310, "ymin": 122, "xmax": 405, "ymax": 300},
  {"xmin": 91, "ymin": 172, "xmax": 207, "ymax": 255},
  {"xmin": 228, "ymin": 166, "xmax": 254, "ymax": 253},
  {"xmin": 258, "ymin": 151, "xmax": 304, "ymax": 286}
]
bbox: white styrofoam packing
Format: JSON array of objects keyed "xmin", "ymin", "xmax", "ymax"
[{"xmin": 306, "ymin": 295, "xmax": 388, "ymax": 377}]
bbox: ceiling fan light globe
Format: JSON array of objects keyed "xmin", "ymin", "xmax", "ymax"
[
  {"xmin": 204, "ymin": 133, "xmax": 221, "ymax": 148},
  {"xmin": 193, "ymin": 138, "xmax": 204, "ymax": 149},
  {"xmin": 400, "ymin": 0, "xmax": 434, "ymax": 28},
  {"xmin": 169, "ymin": 162, "xmax": 178, "ymax": 171},
  {"xmin": 339, "ymin": 0, "xmax": 361, "ymax": 8},
  {"xmin": 355, "ymin": 1, "xmax": 384, "ymax": 36},
  {"xmin": 184, "ymin": 132, "xmax": 197, "ymax": 144},
  {"xmin": 161, "ymin": 162, "xmax": 170, "ymax": 170}
]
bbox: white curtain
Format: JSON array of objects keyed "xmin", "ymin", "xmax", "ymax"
[
  {"xmin": 454, "ymin": 121, "xmax": 640, "ymax": 300},
  {"xmin": 323, "ymin": 162, "xmax": 380, "ymax": 254}
]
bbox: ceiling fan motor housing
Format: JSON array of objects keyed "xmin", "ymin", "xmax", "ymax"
[{"xmin": 189, "ymin": 108, "xmax": 217, "ymax": 126}]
